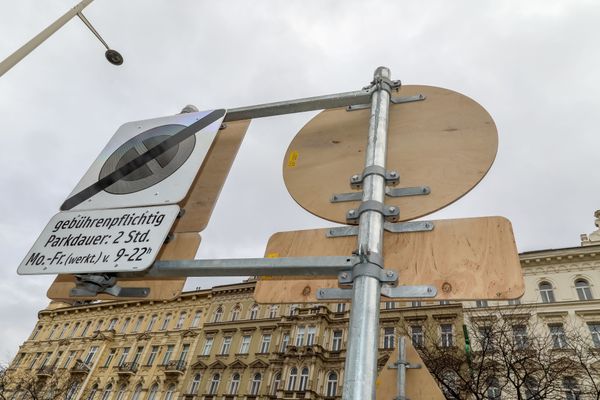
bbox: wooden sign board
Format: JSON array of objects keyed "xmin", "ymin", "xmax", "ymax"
[
  {"xmin": 254, "ymin": 217, "xmax": 523, "ymax": 303},
  {"xmin": 283, "ymin": 85, "xmax": 498, "ymax": 224},
  {"xmin": 173, "ymin": 119, "xmax": 251, "ymax": 233},
  {"xmin": 47, "ymin": 232, "xmax": 200, "ymax": 301},
  {"xmin": 375, "ymin": 341, "xmax": 445, "ymax": 400}
]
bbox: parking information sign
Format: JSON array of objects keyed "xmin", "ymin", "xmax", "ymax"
[{"xmin": 18, "ymin": 205, "xmax": 180, "ymax": 275}]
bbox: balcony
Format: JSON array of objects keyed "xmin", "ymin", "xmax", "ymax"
[
  {"xmin": 163, "ymin": 360, "xmax": 186, "ymax": 377},
  {"xmin": 70, "ymin": 360, "xmax": 91, "ymax": 375},
  {"xmin": 117, "ymin": 362, "xmax": 138, "ymax": 376},
  {"xmin": 36, "ymin": 366, "xmax": 54, "ymax": 377}
]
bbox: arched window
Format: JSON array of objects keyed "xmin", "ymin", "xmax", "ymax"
[
  {"xmin": 115, "ymin": 385, "xmax": 127, "ymax": 400},
  {"xmin": 272, "ymin": 372, "xmax": 282, "ymax": 395},
  {"xmin": 131, "ymin": 385, "xmax": 142, "ymax": 400},
  {"xmin": 88, "ymin": 385, "xmax": 99, "ymax": 400},
  {"xmin": 147, "ymin": 385, "xmax": 158, "ymax": 400},
  {"xmin": 213, "ymin": 306, "xmax": 223, "ymax": 323},
  {"xmin": 208, "ymin": 373, "xmax": 220, "ymax": 395},
  {"xmin": 326, "ymin": 372, "xmax": 338, "ymax": 397},
  {"xmin": 160, "ymin": 314, "xmax": 171, "ymax": 330},
  {"xmin": 249, "ymin": 304, "xmax": 259, "ymax": 320},
  {"xmin": 287, "ymin": 367, "xmax": 298, "ymax": 390},
  {"xmin": 486, "ymin": 377, "xmax": 501, "ymax": 399},
  {"xmin": 575, "ymin": 279, "xmax": 593, "ymax": 301},
  {"xmin": 250, "ymin": 373, "xmax": 262, "ymax": 395},
  {"xmin": 299, "ymin": 367, "xmax": 309, "ymax": 391},
  {"xmin": 269, "ymin": 305, "xmax": 279, "ymax": 318},
  {"xmin": 563, "ymin": 377, "xmax": 580, "ymax": 400},
  {"xmin": 539, "ymin": 281, "xmax": 555, "ymax": 303},
  {"xmin": 101, "ymin": 384, "xmax": 113, "ymax": 400},
  {"xmin": 163, "ymin": 385, "xmax": 175, "ymax": 400},
  {"xmin": 189, "ymin": 374, "xmax": 201, "ymax": 394},
  {"xmin": 229, "ymin": 373, "xmax": 240, "ymax": 395},
  {"xmin": 230, "ymin": 305, "xmax": 241, "ymax": 321}
]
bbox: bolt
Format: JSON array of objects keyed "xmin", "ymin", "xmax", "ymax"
[
  {"xmin": 423, "ymin": 188, "xmax": 428, "ymax": 193},
  {"xmin": 389, "ymin": 206, "xmax": 396, "ymax": 213},
  {"xmin": 348, "ymin": 209, "xmax": 356, "ymax": 216},
  {"xmin": 332, "ymin": 195, "xmax": 338, "ymax": 201},
  {"xmin": 219, "ymin": 123, "xmax": 227, "ymax": 130},
  {"xmin": 386, "ymin": 271, "xmax": 394, "ymax": 277},
  {"xmin": 341, "ymin": 273, "xmax": 349, "ymax": 280},
  {"xmin": 389, "ymin": 171, "xmax": 397, "ymax": 177},
  {"xmin": 319, "ymin": 289, "xmax": 325, "ymax": 296},
  {"xmin": 351, "ymin": 175, "xmax": 360, "ymax": 181}
]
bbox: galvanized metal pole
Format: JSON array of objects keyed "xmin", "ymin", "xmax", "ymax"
[
  {"xmin": 0, "ymin": 0, "xmax": 94, "ymax": 77},
  {"xmin": 342, "ymin": 66, "xmax": 392, "ymax": 400},
  {"xmin": 398, "ymin": 336, "xmax": 407, "ymax": 399}
]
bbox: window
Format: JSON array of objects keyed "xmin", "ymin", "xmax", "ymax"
[
  {"xmin": 411, "ymin": 301, "xmax": 422, "ymax": 307},
  {"xmin": 229, "ymin": 373, "xmax": 240, "ymax": 394},
  {"xmin": 131, "ymin": 346, "xmax": 144, "ymax": 365},
  {"xmin": 81, "ymin": 321, "xmax": 92, "ymax": 337},
  {"xmin": 287, "ymin": 367, "xmax": 298, "ymax": 390},
  {"xmin": 147, "ymin": 384, "xmax": 158, "ymax": 400},
  {"xmin": 306, "ymin": 327, "xmax": 316, "ymax": 346},
  {"xmin": 202, "ymin": 337, "xmax": 214, "ymax": 356},
  {"xmin": 508, "ymin": 298, "xmax": 521, "ymax": 306},
  {"xmin": 69, "ymin": 322, "xmax": 80, "ymax": 337},
  {"xmin": 280, "ymin": 332, "xmax": 290, "ymax": 351},
  {"xmin": 513, "ymin": 325, "xmax": 528, "ymax": 349},
  {"xmin": 28, "ymin": 352, "xmax": 41, "ymax": 368},
  {"xmin": 439, "ymin": 300, "xmax": 450, "ymax": 305},
  {"xmin": 66, "ymin": 383, "xmax": 79, "ymax": 400},
  {"xmin": 299, "ymin": 368, "xmax": 309, "ymax": 391},
  {"xmin": 117, "ymin": 347, "xmax": 130, "ymax": 366},
  {"xmin": 175, "ymin": 312, "xmax": 186, "ymax": 329},
  {"xmin": 290, "ymin": 304, "xmax": 299, "ymax": 315},
  {"xmin": 575, "ymin": 279, "xmax": 593, "ymax": 300},
  {"xmin": 384, "ymin": 301, "xmax": 395, "ymax": 310},
  {"xmin": 30, "ymin": 325, "xmax": 43, "ymax": 340},
  {"xmin": 146, "ymin": 346, "xmax": 159, "ymax": 366},
  {"xmin": 383, "ymin": 327, "xmax": 395, "ymax": 349},
  {"xmin": 332, "ymin": 330, "xmax": 343, "ymax": 351},
  {"xmin": 40, "ymin": 352, "xmax": 52, "ymax": 368},
  {"xmin": 220, "ymin": 336, "xmax": 232, "ymax": 355},
  {"xmin": 326, "ymin": 372, "xmax": 338, "ymax": 397},
  {"xmin": 269, "ymin": 305, "xmax": 279, "ymax": 318},
  {"xmin": 131, "ymin": 385, "xmax": 142, "ymax": 400},
  {"xmin": 84, "ymin": 346, "xmax": 99, "ymax": 364},
  {"xmin": 230, "ymin": 305, "xmax": 241, "ymax": 321},
  {"xmin": 539, "ymin": 281, "xmax": 555, "ymax": 303},
  {"xmin": 239, "ymin": 335, "xmax": 251, "ymax": 354},
  {"xmin": 87, "ymin": 385, "xmax": 99, "ymax": 400},
  {"xmin": 479, "ymin": 326, "xmax": 494, "ymax": 350},
  {"xmin": 103, "ymin": 349, "xmax": 116, "ymax": 368},
  {"xmin": 12, "ymin": 353, "xmax": 25, "ymax": 367},
  {"xmin": 120, "ymin": 318, "xmax": 130, "ymax": 334},
  {"xmin": 563, "ymin": 377, "xmax": 580, "ymax": 400},
  {"xmin": 58, "ymin": 323, "xmax": 69, "ymax": 339},
  {"xmin": 178, "ymin": 343, "xmax": 190, "ymax": 361},
  {"xmin": 411, "ymin": 326, "xmax": 424, "ymax": 348},
  {"xmin": 133, "ymin": 316, "xmax": 144, "ymax": 333},
  {"xmin": 486, "ymin": 377, "xmax": 501, "ymax": 400},
  {"xmin": 64, "ymin": 351, "xmax": 76, "ymax": 368},
  {"xmin": 249, "ymin": 304, "xmax": 259, "ymax": 320},
  {"xmin": 272, "ymin": 372, "xmax": 282, "ymax": 395},
  {"xmin": 523, "ymin": 377, "xmax": 539, "ymax": 399},
  {"xmin": 163, "ymin": 385, "xmax": 175, "ymax": 400},
  {"xmin": 47, "ymin": 325, "xmax": 58, "ymax": 339},
  {"xmin": 296, "ymin": 326, "xmax": 305, "ymax": 346},
  {"xmin": 260, "ymin": 334, "xmax": 271, "ymax": 353},
  {"xmin": 213, "ymin": 306, "xmax": 223, "ymax": 323},
  {"xmin": 550, "ymin": 324, "xmax": 567, "ymax": 349},
  {"xmin": 441, "ymin": 370, "xmax": 458, "ymax": 398},
  {"xmin": 160, "ymin": 314, "xmax": 171, "ymax": 331},
  {"xmin": 476, "ymin": 300, "xmax": 489, "ymax": 308},
  {"xmin": 146, "ymin": 315, "xmax": 157, "ymax": 331},
  {"xmin": 162, "ymin": 345, "xmax": 174, "ymax": 364},
  {"xmin": 191, "ymin": 311, "xmax": 202, "ymax": 328},
  {"xmin": 589, "ymin": 323, "xmax": 600, "ymax": 348},
  {"xmin": 336, "ymin": 303, "xmax": 346, "ymax": 313},
  {"xmin": 208, "ymin": 373, "xmax": 220, "ymax": 395},
  {"xmin": 116, "ymin": 385, "xmax": 127, "ymax": 400},
  {"xmin": 441, "ymin": 324, "xmax": 453, "ymax": 347},
  {"xmin": 108, "ymin": 318, "xmax": 118, "ymax": 331},
  {"xmin": 189, "ymin": 374, "xmax": 201, "ymax": 394},
  {"xmin": 250, "ymin": 373, "xmax": 262, "ymax": 395},
  {"xmin": 95, "ymin": 320, "xmax": 104, "ymax": 332},
  {"xmin": 101, "ymin": 384, "xmax": 113, "ymax": 400}
]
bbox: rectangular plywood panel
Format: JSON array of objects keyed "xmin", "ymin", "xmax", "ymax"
[
  {"xmin": 254, "ymin": 216, "xmax": 523, "ymax": 303},
  {"xmin": 173, "ymin": 119, "xmax": 251, "ymax": 233},
  {"xmin": 47, "ymin": 232, "xmax": 201, "ymax": 301}
]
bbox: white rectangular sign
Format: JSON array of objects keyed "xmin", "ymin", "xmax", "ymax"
[{"xmin": 18, "ymin": 205, "xmax": 180, "ymax": 275}]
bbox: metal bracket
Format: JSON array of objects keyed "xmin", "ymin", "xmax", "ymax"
[
  {"xmin": 70, "ymin": 274, "xmax": 149, "ymax": 298},
  {"xmin": 350, "ymin": 165, "xmax": 399, "ymax": 189},
  {"xmin": 380, "ymin": 284, "xmax": 437, "ymax": 298},
  {"xmin": 316, "ymin": 288, "xmax": 352, "ymax": 300},
  {"xmin": 338, "ymin": 264, "xmax": 397, "ymax": 285},
  {"xmin": 346, "ymin": 94, "xmax": 426, "ymax": 111},
  {"xmin": 331, "ymin": 185, "xmax": 430, "ymax": 203},
  {"xmin": 346, "ymin": 200, "xmax": 399, "ymax": 224},
  {"xmin": 327, "ymin": 221, "xmax": 434, "ymax": 238}
]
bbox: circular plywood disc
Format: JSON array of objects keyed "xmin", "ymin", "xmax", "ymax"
[{"xmin": 283, "ymin": 85, "xmax": 498, "ymax": 223}]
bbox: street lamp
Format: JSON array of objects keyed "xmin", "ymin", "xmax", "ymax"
[{"xmin": 0, "ymin": 0, "xmax": 123, "ymax": 77}]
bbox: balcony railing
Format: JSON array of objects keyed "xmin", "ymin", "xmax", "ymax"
[
  {"xmin": 70, "ymin": 360, "xmax": 91, "ymax": 374},
  {"xmin": 36, "ymin": 366, "xmax": 54, "ymax": 377},
  {"xmin": 117, "ymin": 362, "xmax": 138, "ymax": 375},
  {"xmin": 163, "ymin": 360, "xmax": 186, "ymax": 375}
]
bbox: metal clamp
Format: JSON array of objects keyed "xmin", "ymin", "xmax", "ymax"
[
  {"xmin": 338, "ymin": 265, "xmax": 397, "ymax": 285},
  {"xmin": 346, "ymin": 94, "xmax": 426, "ymax": 111},
  {"xmin": 366, "ymin": 76, "xmax": 401, "ymax": 95},
  {"xmin": 350, "ymin": 165, "xmax": 399, "ymax": 189},
  {"xmin": 70, "ymin": 274, "xmax": 149, "ymax": 298},
  {"xmin": 380, "ymin": 284, "xmax": 437, "ymax": 298},
  {"xmin": 330, "ymin": 185, "xmax": 430, "ymax": 203},
  {"xmin": 346, "ymin": 200, "xmax": 399, "ymax": 223}
]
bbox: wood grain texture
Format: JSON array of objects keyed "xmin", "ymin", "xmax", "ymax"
[
  {"xmin": 173, "ymin": 119, "xmax": 251, "ymax": 232},
  {"xmin": 254, "ymin": 217, "xmax": 523, "ymax": 303},
  {"xmin": 283, "ymin": 85, "xmax": 498, "ymax": 224},
  {"xmin": 47, "ymin": 232, "xmax": 200, "ymax": 301},
  {"xmin": 375, "ymin": 340, "xmax": 445, "ymax": 400}
]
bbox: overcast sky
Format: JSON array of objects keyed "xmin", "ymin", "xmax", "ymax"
[{"xmin": 1, "ymin": 0, "xmax": 599, "ymax": 362}]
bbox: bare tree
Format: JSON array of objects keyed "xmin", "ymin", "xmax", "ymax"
[{"xmin": 0, "ymin": 363, "xmax": 87, "ymax": 400}]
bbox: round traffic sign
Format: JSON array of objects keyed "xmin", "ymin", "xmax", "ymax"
[{"xmin": 283, "ymin": 85, "xmax": 498, "ymax": 224}]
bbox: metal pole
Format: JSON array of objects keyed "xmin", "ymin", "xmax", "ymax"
[
  {"xmin": 398, "ymin": 336, "xmax": 406, "ymax": 399},
  {"xmin": 342, "ymin": 66, "xmax": 392, "ymax": 400},
  {"xmin": 0, "ymin": 0, "xmax": 94, "ymax": 77}
]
